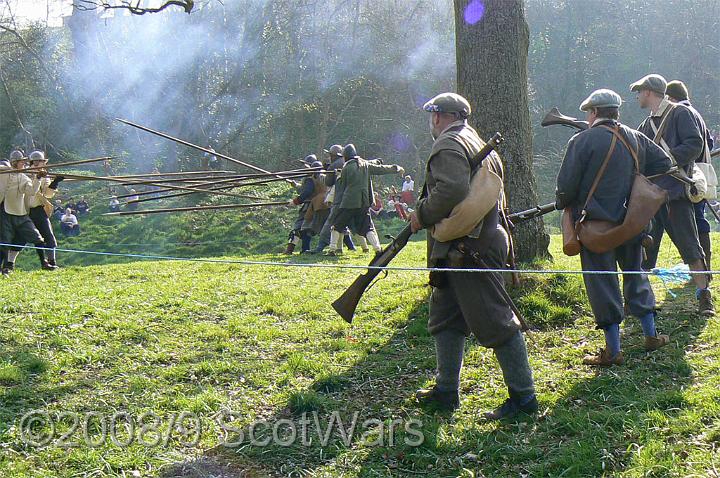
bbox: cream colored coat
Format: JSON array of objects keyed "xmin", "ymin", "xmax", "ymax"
[
  {"xmin": 0, "ymin": 167, "xmax": 41, "ymax": 216},
  {"xmin": 26, "ymin": 177, "xmax": 57, "ymax": 209}
]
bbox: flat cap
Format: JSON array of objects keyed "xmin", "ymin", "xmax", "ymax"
[
  {"xmin": 423, "ymin": 92, "xmax": 471, "ymax": 118},
  {"xmin": 630, "ymin": 74, "xmax": 667, "ymax": 95},
  {"xmin": 665, "ymin": 80, "xmax": 689, "ymax": 101},
  {"xmin": 579, "ymin": 88, "xmax": 622, "ymax": 112}
]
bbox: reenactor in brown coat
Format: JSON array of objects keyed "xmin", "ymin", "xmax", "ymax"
[{"xmin": 410, "ymin": 93, "xmax": 536, "ymax": 420}]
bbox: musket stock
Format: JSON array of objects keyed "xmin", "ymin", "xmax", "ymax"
[
  {"xmin": 332, "ymin": 224, "xmax": 413, "ymax": 323},
  {"xmin": 712, "ymin": 149, "xmax": 719, "ymax": 159},
  {"xmin": 541, "ymin": 107, "xmax": 589, "ymax": 131},
  {"xmin": 331, "ymin": 276, "xmax": 369, "ymax": 323},
  {"xmin": 333, "ymin": 132, "xmax": 504, "ymax": 323}
]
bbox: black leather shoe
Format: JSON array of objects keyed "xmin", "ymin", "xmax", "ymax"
[
  {"xmin": 483, "ymin": 395, "xmax": 538, "ymax": 421},
  {"xmin": 415, "ymin": 387, "xmax": 460, "ymax": 411}
]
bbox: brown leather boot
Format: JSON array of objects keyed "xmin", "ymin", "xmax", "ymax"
[
  {"xmin": 582, "ymin": 348, "xmax": 624, "ymax": 366},
  {"xmin": 644, "ymin": 334, "xmax": 670, "ymax": 351},
  {"xmin": 698, "ymin": 289, "xmax": 716, "ymax": 317}
]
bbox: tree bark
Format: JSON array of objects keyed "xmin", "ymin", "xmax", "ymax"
[{"xmin": 454, "ymin": 0, "xmax": 549, "ymax": 260}]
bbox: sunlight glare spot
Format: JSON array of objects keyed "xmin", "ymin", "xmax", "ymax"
[{"xmin": 464, "ymin": 0, "xmax": 486, "ymax": 25}]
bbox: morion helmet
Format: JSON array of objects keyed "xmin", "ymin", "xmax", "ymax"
[
  {"xmin": 29, "ymin": 150, "xmax": 46, "ymax": 162},
  {"xmin": 9, "ymin": 150, "xmax": 25, "ymax": 162},
  {"xmin": 343, "ymin": 143, "xmax": 358, "ymax": 160}
]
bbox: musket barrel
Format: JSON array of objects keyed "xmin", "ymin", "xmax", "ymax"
[{"xmin": 507, "ymin": 202, "xmax": 556, "ymax": 223}]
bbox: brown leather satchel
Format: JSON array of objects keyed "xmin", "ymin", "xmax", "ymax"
[
  {"xmin": 576, "ymin": 126, "xmax": 668, "ymax": 254},
  {"xmin": 561, "ymin": 131, "xmax": 618, "ymax": 256}
]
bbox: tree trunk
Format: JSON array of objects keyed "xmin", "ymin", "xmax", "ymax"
[{"xmin": 454, "ymin": 0, "xmax": 549, "ymax": 260}]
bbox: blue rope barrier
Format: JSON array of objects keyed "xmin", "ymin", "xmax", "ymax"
[{"xmin": 0, "ymin": 242, "xmax": 714, "ymax": 277}]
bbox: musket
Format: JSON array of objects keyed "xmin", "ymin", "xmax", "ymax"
[
  {"xmin": 103, "ymin": 201, "xmax": 289, "ymax": 216},
  {"xmin": 0, "ymin": 156, "xmax": 115, "ymax": 175},
  {"xmin": 540, "ymin": 107, "xmax": 589, "ymax": 131},
  {"xmin": 542, "ymin": 108, "xmax": 699, "ymax": 189},
  {"xmin": 116, "ymin": 118, "xmax": 298, "ymax": 185},
  {"xmin": 507, "ymin": 202, "xmax": 557, "ymax": 225},
  {"xmin": 332, "ymin": 132, "xmax": 504, "ymax": 324},
  {"xmin": 712, "ymin": 149, "xmax": 719, "ymax": 159}
]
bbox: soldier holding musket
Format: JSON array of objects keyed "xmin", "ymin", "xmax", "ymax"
[
  {"xmin": 631, "ymin": 74, "xmax": 714, "ymax": 316},
  {"xmin": 26, "ymin": 150, "xmax": 63, "ymax": 268},
  {"xmin": 0, "ymin": 150, "xmax": 53, "ymax": 274},
  {"xmin": 410, "ymin": 93, "xmax": 536, "ymax": 420},
  {"xmin": 556, "ymin": 89, "xmax": 673, "ymax": 366}
]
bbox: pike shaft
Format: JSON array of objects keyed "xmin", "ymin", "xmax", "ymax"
[
  {"xmin": 104, "ymin": 201, "xmax": 289, "ymax": 216},
  {"xmin": 0, "ymin": 156, "xmax": 114, "ymax": 175},
  {"xmin": 115, "ymin": 118, "xmax": 296, "ymax": 184},
  {"xmin": 53, "ymin": 172, "xmax": 260, "ymax": 200}
]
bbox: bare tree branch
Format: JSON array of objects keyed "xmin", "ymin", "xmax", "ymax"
[{"xmin": 73, "ymin": 0, "xmax": 194, "ymax": 15}]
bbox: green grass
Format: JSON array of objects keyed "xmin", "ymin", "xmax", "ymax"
[{"xmin": 1, "ymin": 233, "xmax": 719, "ymax": 477}]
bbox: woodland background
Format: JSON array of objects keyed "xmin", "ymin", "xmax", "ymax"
[{"xmin": 0, "ymin": 0, "xmax": 718, "ymax": 205}]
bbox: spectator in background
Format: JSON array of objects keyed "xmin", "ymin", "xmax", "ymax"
[
  {"xmin": 401, "ymin": 174, "xmax": 415, "ymax": 205},
  {"xmin": 209, "ymin": 150, "xmax": 221, "ymax": 170},
  {"xmin": 370, "ymin": 191, "xmax": 384, "ymax": 218},
  {"xmin": 75, "ymin": 196, "xmax": 90, "ymax": 215},
  {"xmin": 60, "ymin": 208, "xmax": 80, "ymax": 236},
  {"xmin": 386, "ymin": 194, "xmax": 398, "ymax": 217},
  {"xmin": 126, "ymin": 189, "xmax": 139, "ymax": 211},
  {"xmin": 202, "ymin": 146, "xmax": 217, "ymax": 170},
  {"xmin": 64, "ymin": 198, "xmax": 76, "ymax": 212},
  {"xmin": 53, "ymin": 199, "xmax": 64, "ymax": 220},
  {"xmin": 393, "ymin": 195, "xmax": 409, "ymax": 220},
  {"xmin": 109, "ymin": 196, "xmax": 120, "ymax": 213}
]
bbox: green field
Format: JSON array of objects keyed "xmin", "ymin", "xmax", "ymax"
[{"xmin": 1, "ymin": 233, "xmax": 719, "ymax": 477}]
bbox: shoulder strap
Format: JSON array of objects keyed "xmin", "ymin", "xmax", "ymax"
[
  {"xmin": 651, "ymin": 104, "xmax": 676, "ymax": 145},
  {"xmin": 581, "ymin": 128, "xmax": 618, "ymax": 213},
  {"xmin": 599, "ymin": 125, "xmax": 640, "ymax": 173}
]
